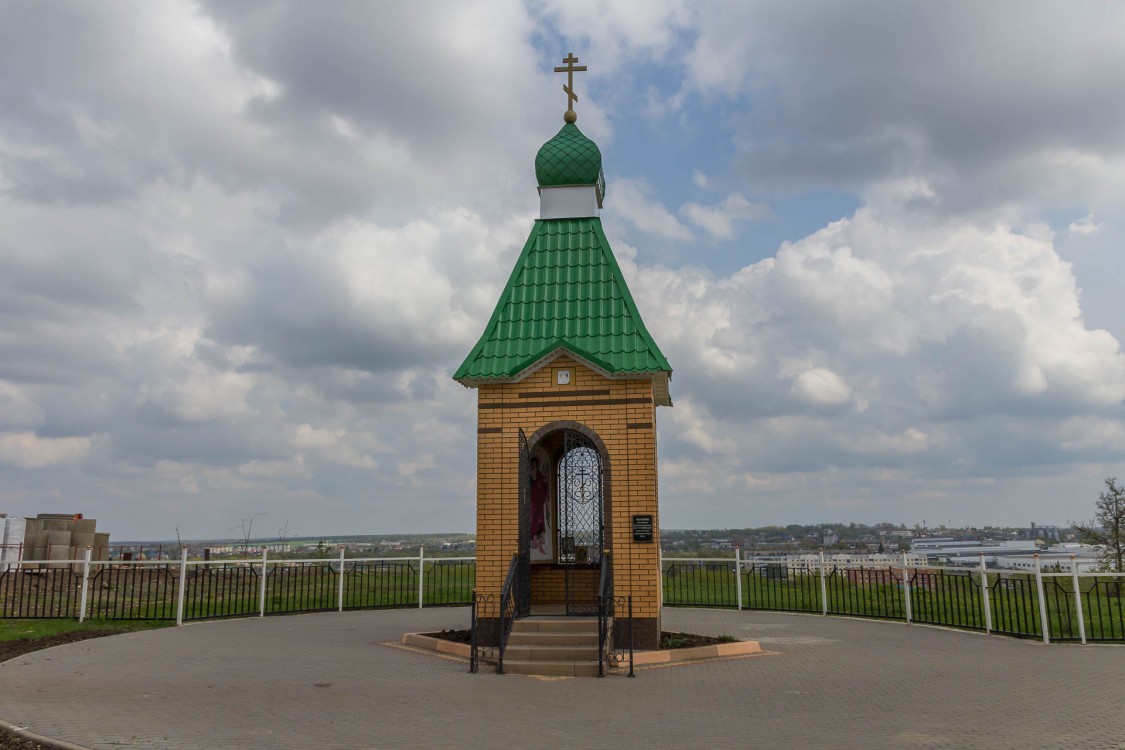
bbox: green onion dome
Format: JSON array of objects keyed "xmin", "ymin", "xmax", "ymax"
[{"xmin": 534, "ymin": 122, "xmax": 606, "ymax": 203}]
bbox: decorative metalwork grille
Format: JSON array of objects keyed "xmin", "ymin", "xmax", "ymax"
[{"xmin": 559, "ymin": 429, "xmax": 603, "ymax": 614}]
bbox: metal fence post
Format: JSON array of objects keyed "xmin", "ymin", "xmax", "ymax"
[
  {"xmin": 1070, "ymin": 556, "xmax": 1086, "ymax": 645},
  {"xmin": 1034, "ymin": 554, "xmax": 1050, "ymax": 645},
  {"xmin": 819, "ymin": 549, "xmax": 828, "ymax": 616},
  {"xmin": 979, "ymin": 552, "xmax": 992, "ymax": 634},
  {"xmin": 258, "ymin": 548, "xmax": 268, "ymax": 618},
  {"xmin": 734, "ymin": 546, "xmax": 743, "ymax": 611},
  {"xmin": 78, "ymin": 548, "xmax": 92, "ymax": 623},
  {"xmin": 628, "ymin": 596, "xmax": 635, "ymax": 678},
  {"xmin": 469, "ymin": 591, "xmax": 478, "ymax": 673},
  {"xmin": 418, "ymin": 544, "xmax": 425, "ymax": 609},
  {"xmin": 176, "ymin": 546, "xmax": 188, "ymax": 625},
  {"xmin": 338, "ymin": 547, "xmax": 346, "ymax": 613},
  {"xmin": 658, "ymin": 553, "xmax": 664, "ymax": 608},
  {"xmin": 901, "ymin": 551, "xmax": 912, "ymax": 624}
]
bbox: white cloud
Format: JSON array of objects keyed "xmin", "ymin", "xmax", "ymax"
[
  {"xmin": 533, "ymin": 0, "xmax": 693, "ymax": 72},
  {"xmin": 398, "ymin": 452, "xmax": 436, "ymax": 479},
  {"xmin": 293, "ymin": 425, "xmax": 377, "ymax": 469},
  {"xmin": 611, "ymin": 178, "xmax": 695, "ymax": 241},
  {"xmin": 1068, "ymin": 213, "xmax": 1103, "ymax": 235},
  {"xmin": 138, "ymin": 353, "xmax": 256, "ymax": 424},
  {"xmin": 681, "ymin": 192, "xmax": 774, "ymax": 240},
  {"xmin": 632, "ymin": 201, "xmax": 1125, "ymax": 514},
  {"xmin": 0, "ymin": 382, "xmax": 43, "ymax": 426},
  {"xmin": 0, "ymin": 432, "xmax": 93, "ymax": 469},
  {"xmin": 790, "ymin": 368, "xmax": 853, "ymax": 407},
  {"xmin": 681, "ymin": 3, "xmax": 1125, "ymax": 223}
]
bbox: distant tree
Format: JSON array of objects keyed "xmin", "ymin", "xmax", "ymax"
[
  {"xmin": 232, "ymin": 512, "xmax": 265, "ymax": 552},
  {"xmin": 277, "ymin": 519, "xmax": 297, "ymax": 542},
  {"xmin": 1072, "ymin": 477, "xmax": 1125, "ymax": 573}
]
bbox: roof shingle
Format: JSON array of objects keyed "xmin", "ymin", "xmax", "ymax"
[{"xmin": 454, "ymin": 218, "xmax": 671, "ymax": 381}]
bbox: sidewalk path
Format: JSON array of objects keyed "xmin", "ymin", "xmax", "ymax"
[{"xmin": 2, "ymin": 607, "xmax": 1124, "ymax": 749}]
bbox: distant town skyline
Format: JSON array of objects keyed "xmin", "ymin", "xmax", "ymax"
[
  {"xmin": 108, "ymin": 519, "xmax": 1080, "ymax": 547},
  {"xmin": 1, "ymin": 2, "xmax": 1123, "ymax": 539}
]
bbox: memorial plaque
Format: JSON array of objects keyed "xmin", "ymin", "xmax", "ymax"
[{"xmin": 632, "ymin": 514, "xmax": 654, "ymax": 543}]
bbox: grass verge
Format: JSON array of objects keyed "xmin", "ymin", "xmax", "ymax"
[{"xmin": 0, "ymin": 618, "xmax": 170, "ymax": 643}]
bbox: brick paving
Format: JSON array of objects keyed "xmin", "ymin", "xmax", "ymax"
[{"xmin": 2, "ymin": 608, "xmax": 1124, "ymax": 749}]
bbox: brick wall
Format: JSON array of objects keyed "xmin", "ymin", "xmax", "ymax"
[
  {"xmin": 473, "ymin": 354, "xmax": 662, "ymax": 645},
  {"xmin": 529, "ymin": 565, "xmax": 598, "ymax": 605}
]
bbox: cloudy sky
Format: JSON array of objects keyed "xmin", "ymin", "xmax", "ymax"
[{"xmin": 1, "ymin": 1, "xmax": 1123, "ymax": 540}]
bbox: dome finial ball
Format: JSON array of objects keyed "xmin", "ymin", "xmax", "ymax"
[{"xmin": 564, "ymin": 109, "xmax": 577, "ymax": 124}]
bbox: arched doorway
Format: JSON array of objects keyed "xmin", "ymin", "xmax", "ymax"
[
  {"xmin": 522, "ymin": 424, "xmax": 608, "ymax": 615},
  {"xmin": 558, "ymin": 429, "xmax": 603, "ymax": 614}
]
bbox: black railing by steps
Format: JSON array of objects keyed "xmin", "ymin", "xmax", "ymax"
[
  {"xmin": 597, "ymin": 553, "xmax": 612, "ymax": 677},
  {"xmin": 469, "ymin": 554, "xmax": 520, "ymax": 674},
  {"xmin": 597, "ymin": 553, "xmax": 634, "ymax": 677},
  {"xmin": 497, "ymin": 553, "xmax": 520, "ymax": 674}
]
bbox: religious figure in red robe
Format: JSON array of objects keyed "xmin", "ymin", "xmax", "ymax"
[{"xmin": 529, "ymin": 456, "xmax": 550, "ymax": 556}]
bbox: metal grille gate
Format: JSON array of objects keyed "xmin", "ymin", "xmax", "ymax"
[{"xmin": 559, "ymin": 429, "xmax": 604, "ymax": 614}]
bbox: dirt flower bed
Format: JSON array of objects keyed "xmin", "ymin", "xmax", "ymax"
[
  {"xmin": 424, "ymin": 628, "xmax": 473, "ymax": 644},
  {"xmin": 423, "ymin": 628, "xmax": 739, "ymax": 649},
  {"xmin": 0, "ymin": 728, "xmax": 49, "ymax": 750},
  {"xmin": 658, "ymin": 631, "xmax": 739, "ymax": 649}
]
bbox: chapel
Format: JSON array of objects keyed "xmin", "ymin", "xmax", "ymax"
[{"xmin": 454, "ymin": 54, "xmax": 671, "ymax": 653}]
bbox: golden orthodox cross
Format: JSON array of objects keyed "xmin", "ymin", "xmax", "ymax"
[{"xmin": 554, "ymin": 52, "xmax": 587, "ymax": 121}]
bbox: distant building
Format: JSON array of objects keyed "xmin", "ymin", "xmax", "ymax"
[
  {"xmin": 911, "ymin": 537, "xmax": 1096, "ymax": 570},
  {"xmin": 1026, "ymin": 523, "xmax": 1062, "ymax": 542}
]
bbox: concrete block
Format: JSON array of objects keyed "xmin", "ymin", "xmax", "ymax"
[
  {"xmin": 73, "ymin": 519, "xmax": 97, "ymax": 534},
  {"xmin": 2, "ymin": 516, "xmax": 25, "ymax": 548},
  {"xmin": 94, "ymin": 533, "xmax": 111, "ymax": 561},
  {"xmin": 47, "ymin": 530, "xmax": 72, "ymax": 546},
  {"xmin": 48, "ymin": 543, "xmax": 70, "ymax": 569}
]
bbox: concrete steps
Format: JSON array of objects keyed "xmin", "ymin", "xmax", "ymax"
[
  {"xmin": 507, "ymin": 631, "xmax": 599, "ymax": 648},
  {"xmin": 502, "ymin": 615, "xmax": 606, "ymax": 677}
]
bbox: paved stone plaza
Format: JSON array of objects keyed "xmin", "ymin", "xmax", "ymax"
[{"xmin": 2, "ymin": 608, "xmax": 1124, "ymax": 749}]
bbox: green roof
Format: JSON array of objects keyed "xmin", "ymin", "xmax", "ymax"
[
  {"xmin": 454, "ymin": 218, "xmax": 670, "ymax": 382},
  {"xmin": 535, "ymin": 123, "xmax": 606, "ymax": 202}
]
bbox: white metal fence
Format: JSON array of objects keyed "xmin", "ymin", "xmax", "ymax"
[
  {"xmin": 0, "ymin": 547, "xmax": 475, "ymax": 623},
  {"xmin": 6, "ymin": 547, "xmax": 1125, "ymax": 644},
  {"xmin": 660, "ymin": 549, "xmax": 1125, "ymax": 643}
]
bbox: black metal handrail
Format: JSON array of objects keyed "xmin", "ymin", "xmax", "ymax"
[
  {"xmin": 597, "ymin": 552, "xmax": 613, "ymax": 677},
  {"xmin": 469, "ymin": 553, "xmax": 520, "ymax": 674},
  {"xmin": 595, "ymin": 553, "xmax": 635, "ymax": 678},
  {"xmin": 497, "ymin": 553, "xmax": 519, "ymax": 674},
  {"xmin": 468, "ymin": 589, "xmax": 495, "ymax": 673}
]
